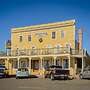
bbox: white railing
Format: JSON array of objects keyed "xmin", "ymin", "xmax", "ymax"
[{"xmin": 0, "ymin": 47, "xmax": 86, "ymax": 57}]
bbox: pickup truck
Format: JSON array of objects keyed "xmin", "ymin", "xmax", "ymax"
[{"xmin": 44, "ymin": 65, "xmax": 69, "ymax": 80}]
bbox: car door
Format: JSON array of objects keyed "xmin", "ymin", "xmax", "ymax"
[
  {"xmin": 82, "ymin": 70, "xmax": 88, "ymax": 78},
  {"xmin": 87, "ymin": 68, "xmax": 90, "ymax": 78}
]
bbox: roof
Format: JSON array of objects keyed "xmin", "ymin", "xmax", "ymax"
[{"xmin": 11, "ymin": 19, "xmax": 75, "ymax": 33}]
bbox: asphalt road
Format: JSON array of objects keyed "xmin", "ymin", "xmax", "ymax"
[{"xmin": 0, "ymin": 78, "xmax": 90, "ymax": 90}]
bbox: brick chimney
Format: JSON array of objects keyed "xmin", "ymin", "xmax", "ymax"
[{"xmin": 78, "ymin": 28, "xmax": 83, "ymax": 49}]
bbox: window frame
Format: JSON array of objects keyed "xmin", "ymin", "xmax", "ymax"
[
  {"xmin": 51, "ymin": 32, "xmax": 56, "ymax": 39},
  {"xmin": 61, "ymin": 30, "xmax": 65, "ymax": 39},
  {"xmin": 63, "ymin": 59, "xmax": 69, "ymax": 69},
  {"xmin": 12, "ymin": 60, "xmax": 18, "ymax": 69},
  {"xmin": 19, "ymin": 36, "xmax": 23, "ymax": 42},
  {"xmin": 28, "ymin": 35, "xmax": 31, "ymax": 42}
]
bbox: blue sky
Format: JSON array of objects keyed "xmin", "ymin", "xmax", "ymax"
[{"xmin": 0, "ymin": 0, "xmax": 90, "ymax": 53}]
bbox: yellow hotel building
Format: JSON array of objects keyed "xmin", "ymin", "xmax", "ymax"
[{"xmin": 0, "ymin": 20, "xmax": 90, "ymax": 78}]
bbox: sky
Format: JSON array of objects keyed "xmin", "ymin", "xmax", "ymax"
[{"xmin": 0, "ymin": 0, "xmax": 90, "ymax": 54}]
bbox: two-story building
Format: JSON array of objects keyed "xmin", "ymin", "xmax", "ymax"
[{"xmin": 0, "ymin": 20, "xmax": 90, "ymax": 78}]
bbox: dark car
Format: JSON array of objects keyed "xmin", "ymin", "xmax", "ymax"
[
  {"xmin": 0, "ymin": 65, "xmax": 9, "ymax": 78},
  {"xmin": 44, "ymin": 65, "xmax": 69, "ymax": 80}
]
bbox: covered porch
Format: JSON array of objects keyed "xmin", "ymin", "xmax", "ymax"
[
  {"xmin": 7, "ymin": 55, "xmax": 71, "ymax": 77},
  {"xmin": 0, "ymin": 53, "xmax": 88, "ymax": 78}
]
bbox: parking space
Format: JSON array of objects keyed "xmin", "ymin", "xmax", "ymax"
[{"xmin": 0, "ymin": 78, "xmax": 90, "ymax": 90}]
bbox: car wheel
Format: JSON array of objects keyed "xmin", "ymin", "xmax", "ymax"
[
  {"xmin": 50, "ymin": 74, "xmax": 54, "ymax": 80},
  {"xmin": 44, "ymin": 75, "xmax": 47, "ymax": 78},
  {"xmin": 64, "ymin": 77, "xmax": 68, "ymax": 80},
  {"xmin": 6, "ymin": 74, "xmax": 9, "ymax": 78},
  {"xmin": 16, "ymin": 77, "xmax": 18, "ymax": 79},
  {"xmin": 4, "ymin": 74, "xmax": 7, "ymax": 78}
]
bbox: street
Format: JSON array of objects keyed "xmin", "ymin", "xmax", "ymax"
[{"xmin": 0, "ymin": 78, "xmax": 90, "ymax": 90}]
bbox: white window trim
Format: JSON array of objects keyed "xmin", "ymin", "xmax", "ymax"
[
  {"xmin": 51, "ymin": 31, "xmax": 57, "ymax": 39},
  {"xmin": 61, "ymin": 30, "xmax": 65, "ymax": 39},
  {"xmin": 47, "ymin": 44, "xmax": 52, "ymax": 48},
  {"xmin": 65, "ymin": 43, "xmax": 71, "ymax": 48}
]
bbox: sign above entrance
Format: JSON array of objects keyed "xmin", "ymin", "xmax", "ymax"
[
  {"xmin": 39, "ymin": 38, "xmax": 43, "ymax": 43},
  {"xmin": 35, "ymin": 32, "xmax": 48, "ymax": 38}
]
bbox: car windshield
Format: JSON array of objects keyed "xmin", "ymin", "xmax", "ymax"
[
  {"xmin": 0, "ymin": 69, "xmax": 4, "ymax": 73},
  {"xmin": 18, "ymin": 68, "xmax": 28, "ymax": 71},
  {"xmin": 49, "ymin": 65, "xmax": 62, "ymax": 68},
  {"xmin": 0, "ymin": 65, "xmax": 5, "ymax": 68}
]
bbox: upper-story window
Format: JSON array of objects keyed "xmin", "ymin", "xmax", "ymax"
[
  {"xmin": 19, "ymin": 36, "xmax": 22, "ymax": 42},
  {"xmin": 61, "ymin": 30, "xmax": 65, "ymax": 39},
  {"xmin": 66, "ymin": 43, "xmax": 71, "ymax": 48},
  {"xmin": 52, "ymin": 32, "xmax": 56, "ymax": 39},
  {"xmin": 47, "ymin": 44, "xmax": 52, "ymax": 48},
  {"xmin": 28, "ymin": 35, "xmax": 31, "ymax": 42}
]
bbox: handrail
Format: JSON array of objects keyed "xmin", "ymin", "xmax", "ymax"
[{"xmin": 0, "ymin": 47, "xmax": 86, "ymax": 57}]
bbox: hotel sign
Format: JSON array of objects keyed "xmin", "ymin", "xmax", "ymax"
[{"xmin": 35, "ymin": 32, "xmax": 48, "ymax": 38}]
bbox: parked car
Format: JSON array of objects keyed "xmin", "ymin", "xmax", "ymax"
[
  {"xmin": 16, "ymin": 68, "xmax": 30, "ymax": 79},
  {"xmin": 80, "ymin": 66, "xmax": 90, "ymax": 79},
  {"xmin": 0, "ymin": 65, "xmax": 9, "ymax": 78},
  {"xmin": 44, "ymin": 65, "xmax": 69, "ymax": 80}
]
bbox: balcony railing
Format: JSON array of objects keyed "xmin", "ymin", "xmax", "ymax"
[{"xmin": 0, "ymin": 47, "xmax": 86, "ymax": 57}]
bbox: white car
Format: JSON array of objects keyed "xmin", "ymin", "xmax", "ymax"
[
  {"xmin": 80, "ymin": 66, "xmax": 90, "ymax": 79},
  {"xmin": 16, "ymin": 68, "xmax": 30, "ymax": 79}
]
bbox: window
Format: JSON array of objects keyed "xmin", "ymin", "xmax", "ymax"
[
  {"xmin": 61, "ymin": 30, "xmax": 65, "ymax": 39},
  {"xmin": 66, "ymin": 43, "xmax": 71, "ymax": 48},
  {"xmin": 20, "ymin": 61, "xmax": 29, "ymax": 68},
  {"xmin": 56, "ymin": 44, "xmax": 61, "ymax": 49},
  {"xmin": 31, "ymin": 46, "xmax": 37, "ymax": 55},
  {"xmin": 47, "ymin": 45, "xmax": 52, "ymax": 48},
  {"xmin": 43, "ymin": 60, "xmax": 53, "ymax": 70},
  {"xmin": 55, "ymin": 45, "xmax": 61, "ymax": 54},
  {"xmin": 19, "ymin": 36, "xmax": 22, "ymax": 42},
  {"xmin": 52, "ymin": 32, "xmax": 56, "ymax": 39},
  {"xmin": 28, "ymin": 35, "xmax": 31, "ymax": 41},
  {"xmin": 56, "ymin": 59, "xmax": 62, "ymax": 66},
  {"xmin": 63, "ymin": 59, "xmax": 68, "ymax": 68},
  {"xmin": 31, "ymin": 60, "xmax": 39, "ymax": 70},
  {"xmin": 47, "ymin": 45, "xmax": 52, "ymax": 54},
  {"xmin": 65, "ymin": 43, "xmax": 71, "ymax": 52},
  {"xmin": 44, "ymin": 60, "xmax": 49, "ymax": 70},
  {"xmin": 12, "ymin": 61, "xmax": 18, "ymax": 69}
]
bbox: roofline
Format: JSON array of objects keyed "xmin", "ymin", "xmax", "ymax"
[{"xmin": 11, "ymin": 19, "xmax": 75, "ymax": 33}]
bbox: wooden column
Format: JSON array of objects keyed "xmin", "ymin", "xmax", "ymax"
[
  {"xmin": 54, "ymin": 57, "xmax": 56, "ymax": 65},
  {"xmin": 29, "ymin": 57, "xmax": 31, "ymax": 69},
  {"xmin": 17, "ymin": 58, "xmax": 20, "ymax": 68},
  {"xmin": 68, "ymin": 56, "xmax": 70, "ymax": 70},
  {"xmin": 82, "ymin": 49, "xmax": 84, "ymax": 72}
]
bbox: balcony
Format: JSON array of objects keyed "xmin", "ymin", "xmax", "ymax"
[
  {"xmin": 0, "ymin": 47, "xmax": 86, "ymax": 57},
  {"xmin": 4, "ymin": 47, "xmax": 86, "ymax": 57}
]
